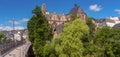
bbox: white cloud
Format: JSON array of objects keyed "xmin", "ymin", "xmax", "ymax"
[
  {"xmin": 115, "ymin": 9, "xmax": 120, "ymax": 14},
  {"xmin": 1, "ymin": 26, "xmax": 13, "ymax": 31},
  {"xmin": 15, "ymin": 26, "xmax": 25, "ymax": 30},
  {"xmin": 9, "ymin": 18, "xmax": 29, "ymax": 25},
  {"xmin": 0, "ymin": 25, "xmax": 25, "ymax": 31},
  {"xmin": 20, "ymin": 18, "xmax": 29, "ymax": 22},
  {"xmin": 0, "ymin": 18, "xmax": 28, "ymax": 31},
  {"xmin": 0, "ymin": 25, "xmax": 12, "ymax": 31},
  {"xmin": 9, "ymin": 20, "xmax": 20, "ymax": 25},
  {"xmin": 89, "ymin": 4, "xmax": 102, "ymax": 12}
]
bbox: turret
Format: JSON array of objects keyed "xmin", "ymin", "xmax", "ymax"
[
  {"xmin": 41, "ymin": 3, "xmax": 49, "ymax": 15},
  {"xmin": 69, "ymin": 4, "xmax": 87, "ymax": 22}
]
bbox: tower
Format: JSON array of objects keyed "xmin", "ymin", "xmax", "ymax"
[
  {"xmin": 41, "ymin": 3, "xmax": 49, "ymax": 15},
  {"xmin": 69, "ymin": 4, "xmax": 87, "ymax": 22}
]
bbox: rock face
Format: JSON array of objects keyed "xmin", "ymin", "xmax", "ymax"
[{"xmin": 41, "ymin": 4, "xmax": 87, "ymax": 37}]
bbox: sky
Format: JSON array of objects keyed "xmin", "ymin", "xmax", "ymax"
[{"xmin": 0, "ymin": 0, "xmax": 120, "ymax": 31}]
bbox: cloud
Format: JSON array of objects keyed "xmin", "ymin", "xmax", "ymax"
[
  {"xmin": 89, "ymin": 4, "xmax": 102, "ymax": 12},
  {"xmin": 0, "ymin": 18, "xmax": 29, "ymax": 31},
  {"xmin": 115, "ymin": 9, "xmax": 120, "ymax": 14},
  {"xmin": 15, "ymin": 26, "xmax": 25, "ymax": 30},
  {"xmin": 9, "ymin": 20, "xmax": 20, "ymax": 25},
  {"xmin": 20, "ymin": 18, "xmax": 29, "ymax": 22},
  {"xmin": 0, "ymin": 25, "xmax": 25, "ymax": 31},
  {"xmin": 9, "ymin": 18, "xmax": 29, "ymax": 25}
]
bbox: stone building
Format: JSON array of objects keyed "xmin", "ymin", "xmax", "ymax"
[
  {"xmin": 106, "ymin": 17, "xmax": 120, "ymax": 28},
  {"xmin": 41, "ymin": 4, "xmax": 87, "ymax": 37}
]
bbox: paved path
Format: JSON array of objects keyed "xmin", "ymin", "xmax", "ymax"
[{"xmin": 4, "ymin": 42, "xmax": 31, "ymax": 57}]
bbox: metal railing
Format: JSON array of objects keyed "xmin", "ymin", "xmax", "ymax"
[{"xmin": 0, "ymin": 39, "xmax": 26, "ymax": 57}]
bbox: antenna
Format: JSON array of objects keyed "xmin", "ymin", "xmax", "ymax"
[
  {"xmin": 12, "ymin": 19, "xmax": 15, "ymax": 31},
  {"xmin": 12, "ymin": 19, "xmax": 15, "ymax": 40}
]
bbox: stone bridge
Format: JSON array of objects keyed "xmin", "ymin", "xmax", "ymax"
[{"xmin": 0, "ymin": 40, "xmax": 34, "ymax": 57}]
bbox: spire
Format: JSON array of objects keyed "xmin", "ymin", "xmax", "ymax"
[
  {"xmin": 42, "ymin": 3, "xmax": 46, "ymax": 11},
  {"xmin": 69, "ymin": 4, "xmax": 84, "ymax": 14},
  {"xmin": 41, "ymin": 3, "xmax": 49, "ymax": 15},
  {"xmin": 74, "ymin": 4, "xmax": 78, "ymax": 7}
]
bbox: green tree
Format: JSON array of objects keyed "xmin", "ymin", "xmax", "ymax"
[
  {"xmin": 44, "ymin": 19, "xmax": 89, "ymax": 57},
  {"xmin": 86, "ymin": 17, "xmax": 96, "ymax": 33},
  {"xmin": 111, "ymin": 28, "xmax": 120, "ymax": 57},
  {"xmin": 0, "ymin": 33, "xmax": 4, "ymax": 39},
  {"xmin": 43, "ymin": 41, "xmax": 56, "ymax": 57},
  {"xmin": 93, "ymin": 27, "xmax": 120, "ymax": 57},
  {"xmin": 70, "ymin": 15, "xmax": 78, "ymax": 21},
  {"xmin": 27, "ymin": 16, "xmax": 37, "ymax": 43},
  {"xmin": 56, "ymin": 19, "xmax": 89, "ymax": 57},
  {"xmin": 27, "ymin": 6, "xmax": 52, "ymax": 57},
  {"xmin": 79, "ymin": 17, "xmax": 96, "ymax": 57},
  {"xmin": 0, "ymin": 33, "xmax": 4, "ymax": 43},
  {"xmin": 81, "ymin": 33, "xmax": 95, "ymax": 57}
]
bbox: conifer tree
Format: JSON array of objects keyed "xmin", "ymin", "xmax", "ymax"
[{"xmin": 27, "ymin": 6, "xmax": 52, "ymax": 57}]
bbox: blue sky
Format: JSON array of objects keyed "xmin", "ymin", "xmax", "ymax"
[{"xmin": 0, "ymin": 0, "xmax": 120, "ymax": 31}]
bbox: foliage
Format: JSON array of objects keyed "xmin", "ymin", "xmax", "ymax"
[
  {"xmin": 82, "ymin": 33, "xmax": 95, "ymax": 57},
  {"xmin": 28, "ymin": 6, "xmax": 120, "ymax": 57},
  {"xmin": 27, "ymin": 16, "xmax": 37, "ymax": 43},
  {"xmin": 70, "ymin": 15, "xmax": 78, "ymax": 21},
  {"xmin": 43, "ymin": 19, "xmax": 89, "ymax": 57},
  {"xmin": 43, "ymin": 40, "xmax": 56, "ymax": 57},
  {"xmin": 0, "ymin": 33, "xmax": 4, "ymax": 39},
  {"xmin": 80, "ymin": 17, "xmax": 96, "ymax": 57},
  {"xmin": 27, "ymin": 6, "xmax": 53, "ymax": 57},
  {"xmin": 0, "ymin": 33, "xmax": 4, "ymax": 43},
  {"xmin": 93, "ymin": 27, "xmax": 120, "ymax": 57},
  {"xmin": 86, "ymin": 17, "xmax": 96, "ymax": 33}
]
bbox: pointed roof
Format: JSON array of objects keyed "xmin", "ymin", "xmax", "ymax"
[
  {"xmin": 69, "ymin": 4, "xmax": 84, "ymax": 15},
  {"xmin": 41, "ymin": 3, "xmax": 48, "ymax": 12},
  {"xmin": 51, "ymin": 12, "xmax": 56, "ymax": 15}
]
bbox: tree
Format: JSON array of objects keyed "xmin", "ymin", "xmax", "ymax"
[
  {"xmin": 111, "ymin": 28, "xmax": 120, "ymax": 57},
  {"xmin": 93, "ymin": 27, "xmax": 120, "ymax": 57},
  {"xmin": 0, "ymin": 33, "xmax": 4, "ymax": 43},
  {"xmin": 27, "ymin": 6, "xmax": 52, "ymax": 57},
  {"xmin": 56, "ymin": 19, "xmax": 89, "ymax": 57},
  {"xmin": 44, "ymin": 19, "xmax": 89, "ymax": 57},
  {"xmin": 77, "ymin": 17, "xmax": 96, "ymax": 57},
  {"xmin": 86, "ymin": 17, "xmax": 96, "ymax": 33},
  {"xmin": 70, "ymin": 15, "xmax": 78, "ymax": 21},
  {"xmin": 27, "ymin": 16, "xmax": 37, "ymax": 43}
]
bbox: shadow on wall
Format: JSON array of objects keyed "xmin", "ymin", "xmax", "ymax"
[{"xmin": 26, "ymin": 44, "xmax": 35, "ymax": 57}]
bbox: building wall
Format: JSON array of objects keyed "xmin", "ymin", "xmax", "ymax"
[
  {"xmin": 106, "ymin": 17, "xmax": 120, "ymax": 28},
  {"xmin": 41, "ymin": 4, "xmax": 87, "ymax": 37}
]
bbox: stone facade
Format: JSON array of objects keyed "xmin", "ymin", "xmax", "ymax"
[
  {"xmin": 41, "ymin": 4, "xmax": 87, "ymax": 37},
  {"xmin": 106, "ymin": 17, "xmax": 120, "ymax": 28}
]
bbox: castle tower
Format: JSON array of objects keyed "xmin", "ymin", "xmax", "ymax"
[
  {"xmin": 41, "ymin": 3, "xmax": 49, "ymax": 15},
  {"xmin": 69, "ymin": 4, "xmax": 87, "ymax": 22}
]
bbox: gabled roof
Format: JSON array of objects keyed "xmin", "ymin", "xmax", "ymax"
[
  {"xmin": 55, "ymin": 24, "xmax": 64, "ymax": 34},
  {"xmin": 69, "ymin": 4, "xmax": 84, "ymax": 15}
]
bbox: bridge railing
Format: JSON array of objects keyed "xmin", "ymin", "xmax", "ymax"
[{"xmin": 0, "ymin": 38, "xmax": 26, "ymax": 56}]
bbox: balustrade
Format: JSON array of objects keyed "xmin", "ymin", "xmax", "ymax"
[{"xmin": 0, "ymin": 39, "xmax": 25, "ymax": 56}]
